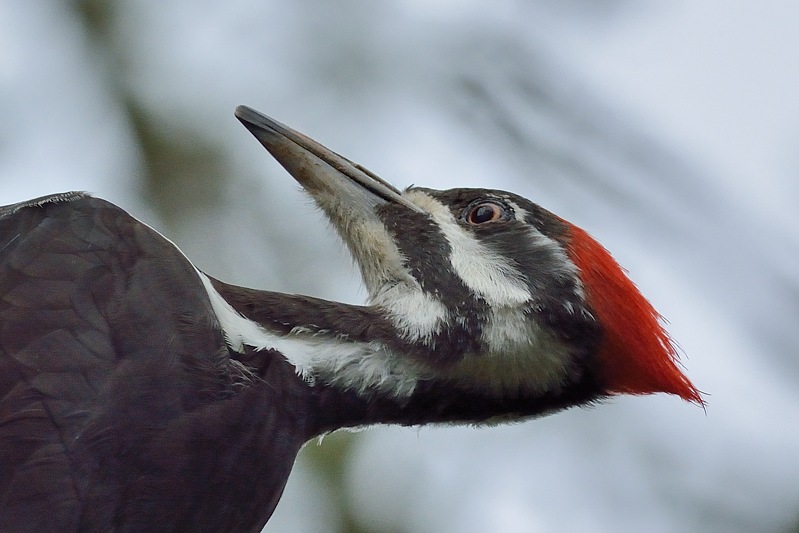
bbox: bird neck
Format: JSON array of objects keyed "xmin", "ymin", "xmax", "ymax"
[
  {"xmin": 203, "ymin": 276, "xmax": 602, "ymax": 436},
  {"xmin": 204, "ymin": 275, "xmax": 425, "ymax": 399},
  {"xmin": 206, "ymin": 276, "xmax": 386, "ymax": 342}
]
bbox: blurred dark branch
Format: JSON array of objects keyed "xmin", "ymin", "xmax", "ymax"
[{"xmin": 73, "ymin": 0, "xmax": 227, "ymax": 226}]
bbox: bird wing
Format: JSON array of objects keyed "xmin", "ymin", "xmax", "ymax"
[{"xmin": 0, "ymin": 193, "xmax": 238, "ymax": 531}]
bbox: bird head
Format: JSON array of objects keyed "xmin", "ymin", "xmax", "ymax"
[{"xmin": 234, "ymin": 106, "xmax": 702, "ymax": 421}]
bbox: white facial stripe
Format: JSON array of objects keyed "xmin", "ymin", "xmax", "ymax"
[
  {"xmin": 446, "ymin": 227, "xmax": 532, "ymax": 307},
  {"xmin": 198, "ymin": 273, "xmax": 422, "ymax": 398},
  {"xmin": 506, "ymin": 199, "xmax": 529, "ymax": 223},
  {"xmin": 518, "ymin": 225, "xmax": 586, "ymax": 301},
  {"xmin": 371, "ymin": 284, "xmax": 449, "ymax": 344},
  {"xmin": 403, "ymin": 190, "xmax": 532, "ymax": 308}
]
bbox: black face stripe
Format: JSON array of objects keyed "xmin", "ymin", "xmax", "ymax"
[
  {"xmin": 376, "ymin": 203, "xmax": 454, "ymax": 295},
  {"xmin": 474, "ymin": 222, "xmax": 575, "ymax": 296},
  {"xmin": 520, "ymin": 202, "xmax": 571, "ymax": 243},
  {"xmin": 375, "ymin": 201, "xmax": 489, "ymax": 365}
]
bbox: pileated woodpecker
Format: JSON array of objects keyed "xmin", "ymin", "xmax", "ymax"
[{"xmin": 0, "ymin": 106, "xmax": 702, "ymax": 532}]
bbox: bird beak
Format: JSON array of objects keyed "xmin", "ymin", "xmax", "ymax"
[{"xmin": 235, "ymin": 106, "xmax": 423, "ymax": 214}]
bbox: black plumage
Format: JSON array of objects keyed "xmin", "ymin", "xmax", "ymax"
[{"xmin": 0, "ymin": 194, "xmax": 309, "ymax": 531}]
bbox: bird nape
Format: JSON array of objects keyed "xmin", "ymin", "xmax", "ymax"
[{"xmin": 0, "ymin": 105, "xmax": 703, "ymax": 532}]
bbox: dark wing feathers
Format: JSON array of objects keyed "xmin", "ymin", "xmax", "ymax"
[{"xmin": 0, "ymin": 194, "xmax": 261, "ymax": 532}]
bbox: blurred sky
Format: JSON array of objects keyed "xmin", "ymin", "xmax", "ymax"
[{"xmin": 1, "ymin": 1, "xmax": 798, "ymax": 532}]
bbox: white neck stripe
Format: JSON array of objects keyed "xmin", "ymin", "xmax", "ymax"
[{"xmin": 197, "ymin": 272, "xmax": 423, "ymax": 398}]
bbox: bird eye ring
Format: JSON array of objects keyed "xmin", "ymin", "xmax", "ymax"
[{"xmin": 463, "ymin": 201, "xmax": 508, "ymax": 225}]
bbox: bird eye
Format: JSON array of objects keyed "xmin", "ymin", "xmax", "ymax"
[{"xmin": 463, "ymin": 201, "xmax": 507, "ymax": 225}]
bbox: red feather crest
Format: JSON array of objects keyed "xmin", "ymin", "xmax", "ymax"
[{"xmin": 565, "ymin": 224, "xmax": 703, "ymax": 405}]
